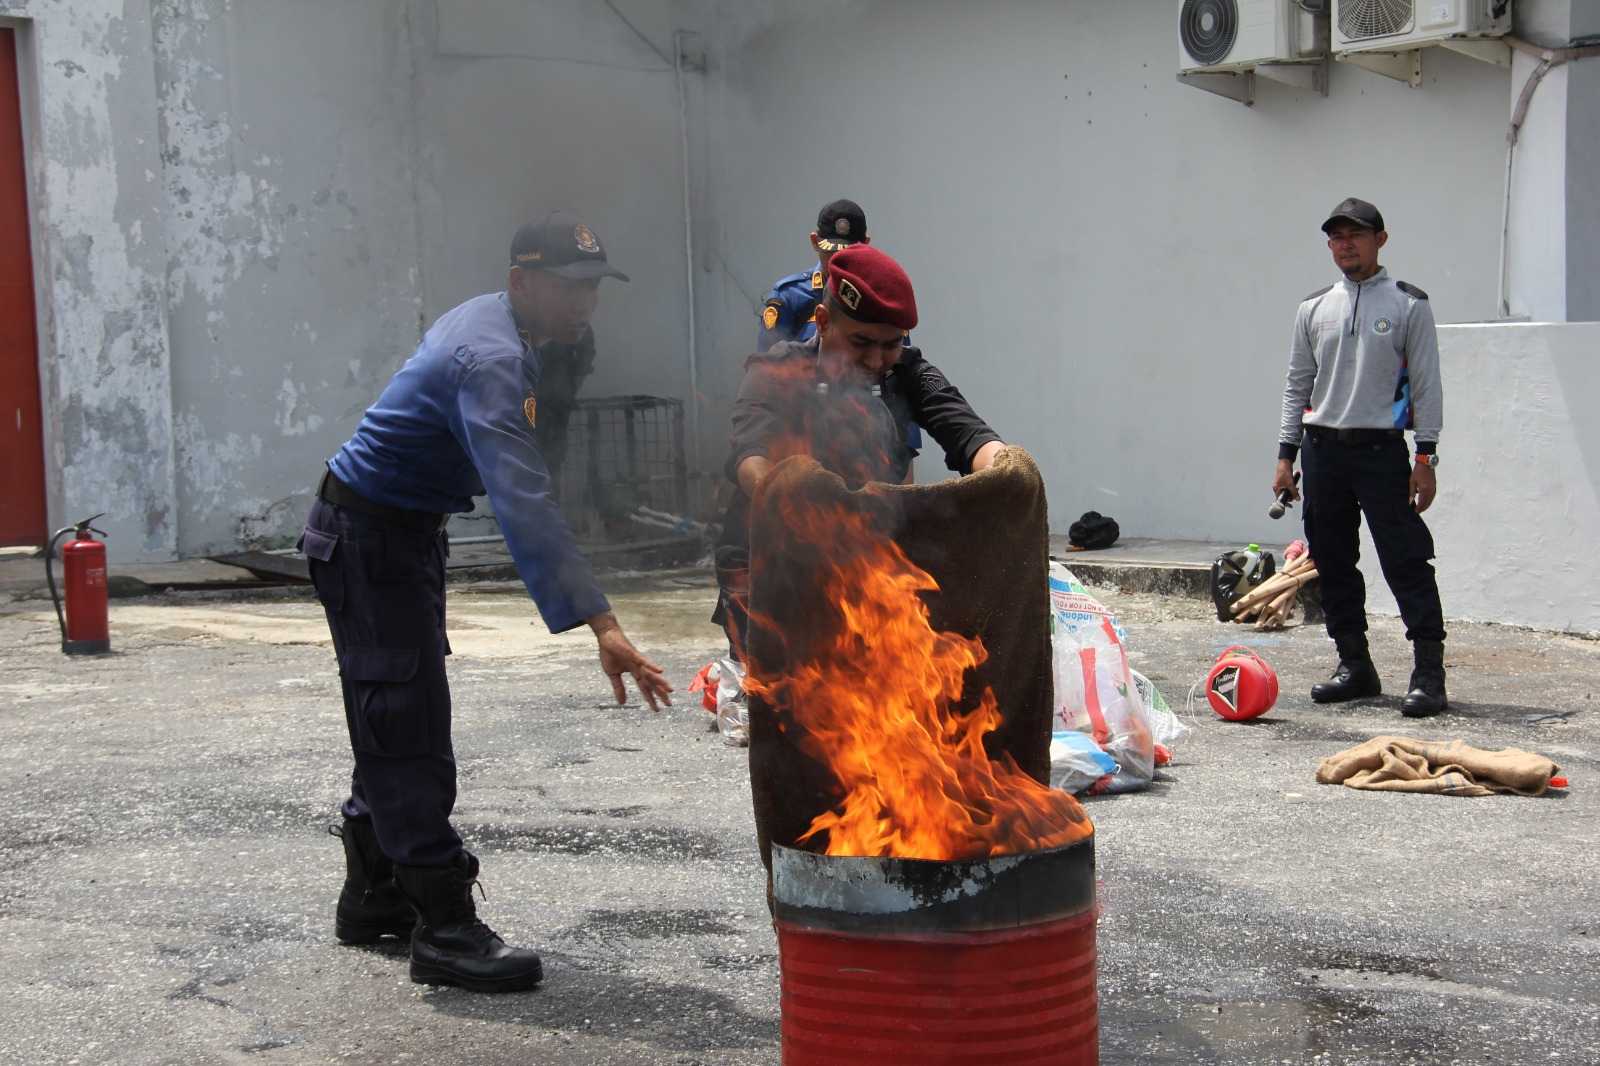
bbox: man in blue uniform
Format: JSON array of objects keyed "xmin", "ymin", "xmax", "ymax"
[
  {"xmin": 301, "ymin": 211, "xmax": 673, "ymax": 993},
  {"xmin": 714, "ymin": 244, "xmax": 1006, "ymax": 656},
  {"xmin": 1273, "ymin": 198, "xmax": 1448, "ymax": 717},
  {"xmin": 755, "ymin": 198, "xmax": 871, "ymax": 352}
]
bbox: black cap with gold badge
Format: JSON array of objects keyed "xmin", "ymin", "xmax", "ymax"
[
  {"xmin": 510, "ymin": 211, "xmax": 630, "ymax": 281},
  {"xmin": 814, "ymin": 199, "xmax": 868, "ymax": 252}
]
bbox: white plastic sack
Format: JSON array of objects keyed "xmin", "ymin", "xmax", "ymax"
[
  {"xmin": 1049, "ymin": 731, "xmax": 1119, "ymax": 795},
  {"xmin": 1050, "ymin": 563, "xmax": 1187, "ymax": 792},
  {"xmin": 711, "ymin": 658, "xmax": 749, "ymax": 747}
]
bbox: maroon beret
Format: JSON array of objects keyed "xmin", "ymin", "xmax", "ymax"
[{"xmin": 826, "ymin": 245, "xmax": 918, "ymax": 331}]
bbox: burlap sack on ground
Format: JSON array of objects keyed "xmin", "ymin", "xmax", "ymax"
[
  {"xmin": 1316, "ymin": 735, "xmax": 1561, "ymax": 797},
  {"xmin": 745, "ymin": 447, "xmax": 1052, "ymax": 871}
]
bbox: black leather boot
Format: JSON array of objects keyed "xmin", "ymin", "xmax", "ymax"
[
  {"xmin": 394, "ymin": 851, "xmax": 543, "ymax": 993},
  {"xmin": 331, "ymin": 818, "xmax": 415, "ymax": 944},
  {"xmin": 1401, "ymin": 639, "xmax": 1449, "ymax": 718},
  {"xmin": 1311, "ymin": 635, "xmax": 1382, "ymax": 704}
]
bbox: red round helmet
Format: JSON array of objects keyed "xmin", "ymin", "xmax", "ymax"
[{"xmin": 1206, "ymin": 645, "xmax": 1279, "ymax": 721}]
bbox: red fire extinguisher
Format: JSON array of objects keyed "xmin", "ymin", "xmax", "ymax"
[{"xmin": 46, "ymin": 513, "xmax": 111, "ymax": 655}]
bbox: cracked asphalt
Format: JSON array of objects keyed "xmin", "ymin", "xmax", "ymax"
[{"xmin": 0, "ymin": 567, "xmax": 1595, "ymax": 1065}]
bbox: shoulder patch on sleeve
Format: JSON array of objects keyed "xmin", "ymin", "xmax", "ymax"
[
  {"xmin": 1396, "ymin": 280, "xmax": 1429, "ymax": 301},
  {"xmin": 1301, "ymin": 284, "xmax": 1335, "ymax": 303},
  {"xmin": 811, "ymin": 270, "xmax": 824, "ymax": 290},
  {"xmin": 762, "ymin": 303, "xmax": 781, "ymax": 330}
]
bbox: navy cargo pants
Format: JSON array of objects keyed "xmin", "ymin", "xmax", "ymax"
[
  {"xmin": 300, "ymin": 496, "xmax": 462, "ymax": 867},
  {"xmin": 1300, "ymin": 430, "xmax": 1446, "ymax": 646}
]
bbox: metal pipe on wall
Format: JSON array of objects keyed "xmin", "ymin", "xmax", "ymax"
[
  {"xmin": 675, "ymin": 31, "xmax": 702, "ymax": 472},
  {"xmin": 1496, "ymin": 34, "xmax": 1600, "ymax": 319}
]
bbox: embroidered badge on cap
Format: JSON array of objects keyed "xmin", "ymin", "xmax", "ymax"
[
  {"xmin": 524, "ymin": 391, "xmax": 538, "ymax": 428},
  {"xmin": 810, "ymin": 271, "xmax": 823, "ymax": 290},
  {"xmin": 574, "ymin": 225, "xmax": 600, "ymax": 254},
  {"xmin": 1373, "ymin": 317, "xmax": 1394, "ymax": 335},
  {"xmin": 834, "ymin": 217, "xmax": 850, "ymax": 236},
  {"xmin": 762, "ymin": 305, "xmax": 780, "ymax": 330},
  {"xmin": 838, "ymin": 278, "xmax": 862, "ymax": 311}
]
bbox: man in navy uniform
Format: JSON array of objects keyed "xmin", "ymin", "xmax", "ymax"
[
  {"xmin": 1274, "ymin": 197, "xmax": 1448, "ymax": 717},
  {"xmin": 755, "ymin": 198, "xmax": 871, "ymax": 352},
  {"xmin": 301, "ymin": 212, "xmax": 673, "ymax": 993},
  {"xmin": 714, "ymin": 244, "xmax": 1006, "ymax": 654}
]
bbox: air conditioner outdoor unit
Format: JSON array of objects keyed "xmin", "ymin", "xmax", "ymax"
[
  {"xmin": 1179, "ymin": 0, "xmax": 1326, "ymax": 72},
  {"xmin": 1333, "ymin": 0, "xmax": 1512, "ymax": 53}
]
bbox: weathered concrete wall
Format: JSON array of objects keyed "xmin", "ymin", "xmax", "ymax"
[
  {"xmin": 5, "ymin": 0, "xmax": 427, "ymax": 559},
  {"xmin": 1352, "ymin": 322, "xmax": 1600, "ymax": 637},
  {"xmin": 2, "ymin": 0, "xmax": 178, "ymax": 561},
  {"xmin": 153, "ymin": 0, "xmax": 426, "ymax": 554}
]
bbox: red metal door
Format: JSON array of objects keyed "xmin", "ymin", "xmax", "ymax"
[{"xmin": 0, "ymin": 28, "xmax": 47, "ymax": 546}]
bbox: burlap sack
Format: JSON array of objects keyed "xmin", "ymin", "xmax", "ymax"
[
  {"xmin": 744, "ymin": 447, "xmax": 1053, "ymax": 871},
  {"xmin": 1316, "ymin": 735, "xmax": 1561, "ymax": 797}
]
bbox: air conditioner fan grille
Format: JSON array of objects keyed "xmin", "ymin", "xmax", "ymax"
[
  {"xmin": 1338, "ymin": 0, "xmax": 1415, "ymax": 40},
  {"xmin": 1180, "ymin": 0, "xmax": 1239, "ymax": 67}
]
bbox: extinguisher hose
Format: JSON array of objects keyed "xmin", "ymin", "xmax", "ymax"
[{"xmin": 44, "ymin": 525, "xmax": 76, "ymax": 651}]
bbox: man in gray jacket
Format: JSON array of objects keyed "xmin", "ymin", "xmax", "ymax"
[{"xmin": 1273, "ymin": 198, "xmax": 1447, "ymax": 717}]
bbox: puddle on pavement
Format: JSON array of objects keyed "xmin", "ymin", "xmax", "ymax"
[
  {"xmin": 561, "ymin": 907, "xmax": 740, "ymax": 942},
  {"xmin": 464, "ymin": 822, "xmax": 723, "ymax": 861},
  {"xmin": 1114, "ymin": 994, "xmax": 1377, "ymax": 1061}
]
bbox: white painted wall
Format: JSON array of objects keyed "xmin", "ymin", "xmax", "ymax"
[
  {"xmin": 8, "ymin": 0, "xmax": 1597, "ymax": 634},
  {"xmin": 1356, "ymin": 323, "xmax": 1600, "ymax": 636},
  {"xmin": 706, "ymin": 0, "xmax": 1513, "ymax": 548}
]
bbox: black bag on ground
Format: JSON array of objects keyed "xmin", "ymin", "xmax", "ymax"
[
  {"xmin": 1068, "ymin": 511, "xmax": 1119, "ymax": 550},
  {"xmin": 1210, "ymin": 546, "xmax": 1277, "ymax": 622}
]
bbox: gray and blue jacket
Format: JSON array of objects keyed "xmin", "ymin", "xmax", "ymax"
[{"xmin": 1278, "ymin": 267, "xmax": 1442, "ymax": 460}]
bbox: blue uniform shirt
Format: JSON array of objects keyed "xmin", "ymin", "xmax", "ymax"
[
  {"xmin": 756, "ymin": 264, "xmax": 826, "ymax": 351},
  {"xmin": 328, "ymin": 292, "xmax": 609, "ymax": 633}
]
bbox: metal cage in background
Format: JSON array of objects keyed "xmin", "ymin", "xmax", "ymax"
[{"xmin": 551, "ymin": 395, "xmax": 690, "ymax": 543}]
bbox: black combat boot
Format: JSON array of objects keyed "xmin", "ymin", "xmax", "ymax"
[
  {"xmin": 331, "ymin": 818, "xmax": 415, "ymax": 944},
  {"xmin": 393, "ymin": 851, "xmax": 543, "ymax": 993},
  {"xmin": 1310, "ymin": 634, "xmax": 1382, "ymax": 704},
  {"xmin": 1401, "ymin": 639, "xmax": 1449, "ymax": 718}
]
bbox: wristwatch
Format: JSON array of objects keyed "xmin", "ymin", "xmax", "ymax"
[{"xmin": 1414, "ymin": 453, "xmax": 1439, "ymax": 468}]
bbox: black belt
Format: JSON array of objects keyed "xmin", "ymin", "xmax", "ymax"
[
  {"xmin": 316, "ymin": 467, "xmax": 448, "ymax": 534},
  {"xmin": 1308, "ymin": 427, "xmax": 1403, "ymax": 446}
]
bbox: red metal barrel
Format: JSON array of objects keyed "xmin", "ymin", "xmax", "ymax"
[{"xmin": 772, "ymin": 837, "xmax": 1097, "ymax": 1065}]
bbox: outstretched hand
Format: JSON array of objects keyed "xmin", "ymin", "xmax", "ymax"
[{"xmin": 587, "ymin": 612, "xmax": 673, "ymax": 711}]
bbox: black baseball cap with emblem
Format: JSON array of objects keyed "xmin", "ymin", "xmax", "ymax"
[
  {"xmin": 814, "ymin": 198, "xmax": 868, "ymax": 252},
  {"xmin": 510, "ymin": 210, "xmax": 630, "ymax": 281},
  {"xmin": 1321, "ymin": 197, "xmax": 1385, "ymax": 235}
]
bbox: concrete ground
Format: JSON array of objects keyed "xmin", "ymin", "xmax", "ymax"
[{"xmin": 0, "ymin": 562, "xmax": 1595, "ymax": 1065}]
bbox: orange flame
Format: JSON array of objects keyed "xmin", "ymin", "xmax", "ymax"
[{"xmin": 746, "ymin": 477, "xmax": 1091, "ymax": 862}]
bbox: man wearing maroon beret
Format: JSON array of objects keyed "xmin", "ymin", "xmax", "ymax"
[{"xmin": 711, "ymin": 245, "xmax": 1007, "ymax": 654}]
